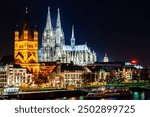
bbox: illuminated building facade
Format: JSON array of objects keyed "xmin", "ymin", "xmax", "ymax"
[
  {"xmin": 87, "ymin": 62, "xmax": 144, "ymax": 82},
  {"xmin": 39, "ymin": 7, "xmax": 97, "ymax": 65},
  {"xmin": 0, "ymin": 64, "xmax": 32, "ymax": 87},
  {"xmin": 14, "ymin": 7, "xmax": 39, "ymax": 73},
  {"xmin": 61, "ymin": 63, "xmax": 86, "ymax": 88}
]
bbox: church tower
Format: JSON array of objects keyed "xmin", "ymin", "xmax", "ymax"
[
  {"xmin": 14, "ymin": 6, "xmax": 39, "ymax": 73},
  {"xmin": 55, "ymin": 8, "xmax": 64, "ymax": 60},
  {"xmin": 41, "ymin": 6, "xmax": 55, "ymax": 62},
  {"xmin": 103, "ymin": 53, "xmax": 109, "ymax": 62}
]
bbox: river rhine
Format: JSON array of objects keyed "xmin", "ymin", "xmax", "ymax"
[{"xmin": 54, "ymin": 90, "xmax": 150, "ymax": 100}]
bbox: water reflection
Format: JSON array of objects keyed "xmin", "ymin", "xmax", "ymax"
[
  {"xmin": 133, "ymin": 92, "xmax": 140, "ymax": 100},
  {"xmin": 54, "ymin": 91, "xmax": 150, "ymax": 100},
  {"xmin": 79, "ymin": 96, "xmax": 84, "ymax": 100},
  {"xmin": 58, "ymin": 91, "xmax": 150, "ymax": 100},
  {"xmin": 141, "ymin": 92, "xmax": 145, "ymax": 100},
  {"xmin": 133, "ymin": 91, "xmax": 146, "ymax": 100}
]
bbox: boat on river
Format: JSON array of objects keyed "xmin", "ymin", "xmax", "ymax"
[{"xmin": 86, "ymin": 87, "xmax": 132, "ymax": 99}]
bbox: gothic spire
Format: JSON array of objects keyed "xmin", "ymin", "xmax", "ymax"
[
  {"xmin": 71, "ymin": 25, "xmax": 75, "ymax": 47},
  {"xmin": 56, "ymin": 8, "xmax": 62, "ymax": 29},
  {"xmin": 23, "ymin": 0, "xmax": 29, "ymax": 31},
  {"xmin": 21, "ymin": 1, "xmax": 33, "ymax": 40},
  {"xmin": 45, "ymin": 6, "xmax": 52, "ymax": 31},
  {"xmin": 71, "ymin": 25, "xmax": 75, "ymax": 38},
  {"xmin": 23, "ymin": 6, "xmax": 29, "ymax": 30}
]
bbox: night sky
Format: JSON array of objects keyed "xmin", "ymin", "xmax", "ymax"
[{"xmin": 0, "ymin": 0, "xmax": 150, "ymax": 66}]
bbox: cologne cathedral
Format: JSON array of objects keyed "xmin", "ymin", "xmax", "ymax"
[{"xmin": 39, "ymin": 7, "xmax": 97, "ymax": 65}]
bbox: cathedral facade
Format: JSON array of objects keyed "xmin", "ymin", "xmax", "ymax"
[{"xmin": 39, "ymin": 7, "xmax": 97, "ymax": 65}]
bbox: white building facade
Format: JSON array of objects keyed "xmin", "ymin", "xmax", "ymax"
[
  {"xmin": 64, "ymin": 72, "xmax": 84, "ymax": 88},
  {"xmin": 39, "ymin": 7, "xmax": 97, "ymax": 65},
  {"xmin": 0, "ymin": 64, "xmax": 32, "ymax": 87}
]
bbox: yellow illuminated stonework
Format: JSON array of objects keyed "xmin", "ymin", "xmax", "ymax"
[
  {"xmin": 14, "ymin": 7, "xmax": 39, "ymax": 73},
  {"xmin": 14, "ymin": 29, "xmax": 39, "ymax": 73}
]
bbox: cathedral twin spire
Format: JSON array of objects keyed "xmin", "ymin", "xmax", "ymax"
[
  {"xmin": 39, "ymin": 6, "xmax": 97, "ymax": 64},
  {"xmin": 45, "ymin": 6, "xmax": 75, "ymax": 46},
  {"xmin": 45, "ymin": 7, "xmax": 62, "ymax": 31}
]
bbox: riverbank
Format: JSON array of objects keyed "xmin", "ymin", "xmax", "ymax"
[
  {"xmin": 1, "ymin": 86, "xmax": 150, "ymax": 100},
  {"xmin": 3, "ymin": 90, "xmax": 88, "ymax": 100},
  {"xmin": 1, "ymin": 81, "xmax": 150, "ymax": 100},
  {"xmin": 81, "ymin": 81, "xmax": 150, "ymax": 89}
]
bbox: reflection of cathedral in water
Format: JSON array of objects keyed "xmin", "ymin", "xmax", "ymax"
[{"xmin": 39, "ymin": 7, "xmax": 97, "ymax": 65}]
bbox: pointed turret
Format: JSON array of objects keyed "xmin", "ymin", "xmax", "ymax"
[
  {"xmin": 45, "ymin": 6, "xmax": 52, "ymax": 31},
  {"xmin": 34, "ymin": 25, "xmax": 38, "ymax": 41},
  {"xmin": 20, "ymin": 5, "xmax": 33, "ymax": 41},
  {"xmin": 23, "ymin": 7, "xmax": 29, "ymax": 31},
  {"xmin": 71, "ymin": 25, "xmax": 75, "ymax": 47},
  {"xmin": 72, "ymin": 25, "xmax": 75, "ymax": 38},
  {"xmin": 15, "ymin": 25, "xmax": 19, "ymax": 41},
  {"xmin": 56, "ymin": 8, "xmax": 62, "ymax": 29}
]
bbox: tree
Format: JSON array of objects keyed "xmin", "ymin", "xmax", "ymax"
[
  {"xmin": 140, "ymin": 68, "xmax": 150, "ymax": 82},
  {"xmin": 34, "ymin": 73, "xmax": 49, "ymax": 85}
]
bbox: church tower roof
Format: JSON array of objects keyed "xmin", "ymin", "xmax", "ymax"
[
  {"xmin": 71, "ymin": 25, "xmax": 75, "ymax": 38},
  {"xmin": 56, "ymin": 8, "xmax": 62, "ymax": 29},
  {"xmin": 20, "ymin": 5, "xmax": 33, "ymax": 41},
  {"xmin": 45, "ymin": 6, "xmax": 53, "ymax": 31},
  {"xmin": 71, "ymin": 25, "xmax": 75, "ymax": 47},
  {"xmin": 23, "ymin": 7, "xmax": 29, "ymax": 30}
]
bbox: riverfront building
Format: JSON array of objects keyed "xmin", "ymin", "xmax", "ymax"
[
  {"xmin": 61, "ymin": 63, "xmax": 87, "ymax": 88},
  {"xmin": 0, "ymin": 64, "xmax": 32, "ymax": 87}
]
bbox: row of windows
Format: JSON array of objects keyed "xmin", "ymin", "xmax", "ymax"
[
  {"xmin": 14, "ymin": 73, "xmax": 26, "ymax": 76},
  {"xmin": 0, "ymin": 76, "xmax": 7, "ymax": 78},
  {"xmin": 9, "ymin": 78, "xmax": 31, "ymax": 83},
  {"xmin": 14, "ymin": 76, "xmax": 26, "ymax": 79},
  {"xmin": 1, "ymin": 70, "xmax": 27, "ymax": 73},
  {"xmin": 65, "ymin": 78, "xmax": 83, "ymax": 80},
  {"xmin": 13, "ymin": 70, "xmax": 26, "ymax": 73},
  {"xmin": 65, "ymin": 74, "xmax": 82, "ymax": 79},
  {"xmin": 0, "ymin": 79, "xmax": 7, "ymax": 82},
  {"xmin": 65, "ymin": 80, "xmax": 82, "ymax": 83},
  {"xmin": 11, "ymin": 79, "xmax": 27, "ymax": 83},
  {"xmin": 0, "ymin": 83, "xmax": 7, "ymax": 87},
  {"xmin": 0, "ymin": 72, "xmax": 7, "ymax": 74}
]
